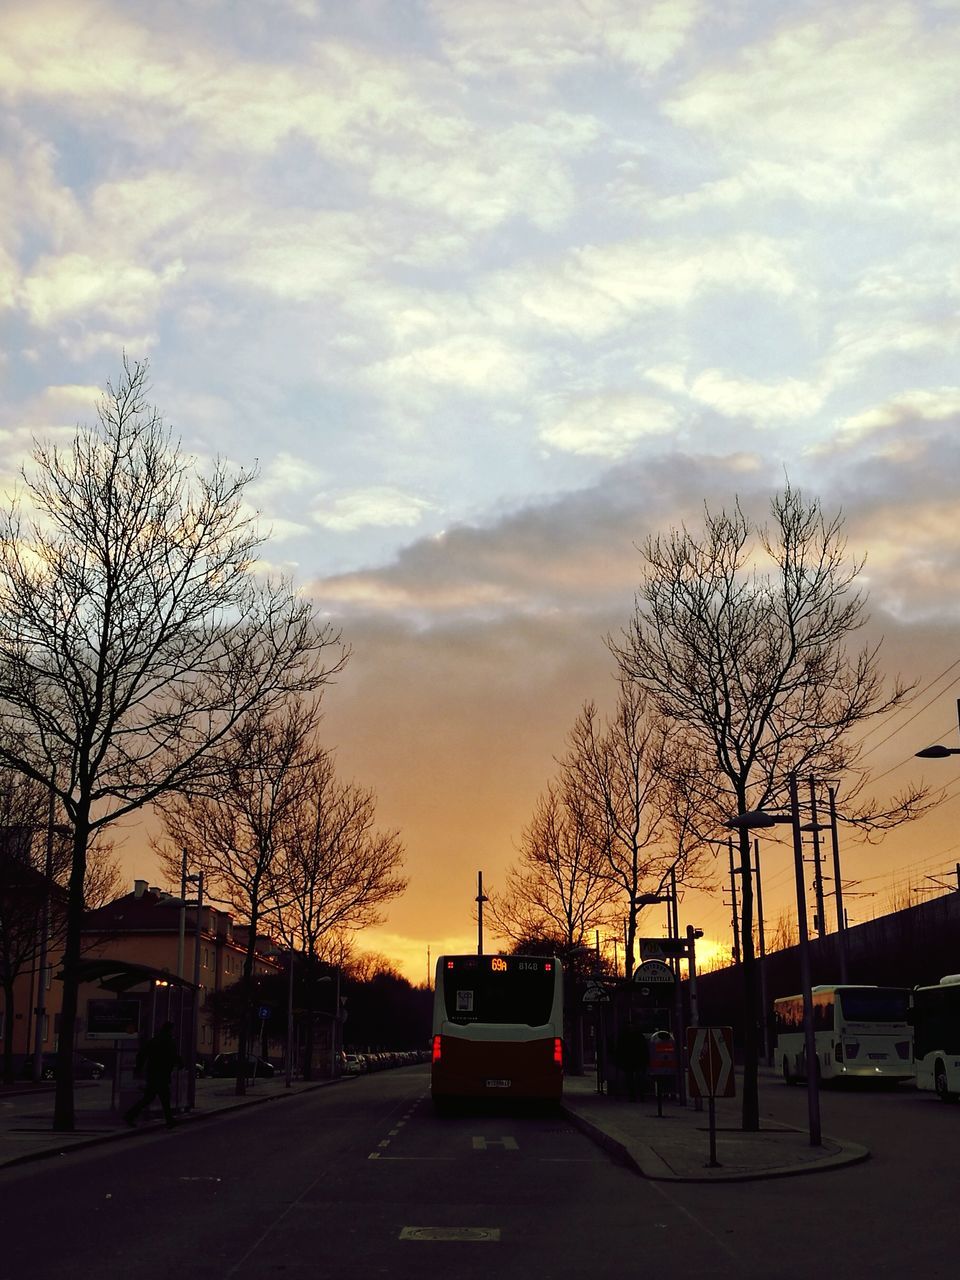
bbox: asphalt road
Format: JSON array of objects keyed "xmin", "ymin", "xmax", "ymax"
[{"xmin": 2, "ymin": 1065, "xmax": 956, "ymax": 1280}]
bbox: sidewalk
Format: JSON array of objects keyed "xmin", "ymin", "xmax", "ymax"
[
  {"xmin": 560, "ymin": 1073, "xmax": 869, "ymax": 1182},
  {"xmin": 0, "ymin": 1074, "xmax": 341, "ymax": 1171}
]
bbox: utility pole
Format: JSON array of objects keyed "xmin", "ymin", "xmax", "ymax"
[
  {"xmin": 188, "ymin": 871, "xmax": 203, "ymax": 1108},
  {"xmin": 727, "ymin": 838, "xmax": 741, "ymax": 965},
  {"xmin": 754, "ymin": 839, "xmax": 770, "ymax": 1064},
  {"xmin": 808, "ymin": 778, "xmax": 827, "ymax": 936},
  {"xmin": 828, "ymin": 786, "xmax": 849, "ymax": 983},
  {"xmin": 176, "ymin": 847, "xmax": 188, "ymax": 979}
]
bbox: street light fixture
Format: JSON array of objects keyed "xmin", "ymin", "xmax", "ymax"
[
  {"xmin": 916, "ymin": 699, "xmax": 960, "ymax": 760},
  {"xmin": 727, "ymin": 772, "xmax": 822, "ymax": 1147}
]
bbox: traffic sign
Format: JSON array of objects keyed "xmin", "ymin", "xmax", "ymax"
[
  {"xmin": 686, "ymin": 1026, "xmax": 735, "ymax": 1098},
  {"xmin": 638, "ymin": 937, "xmax": 688, "ymax": 961},
  {"xmin": 582, "ymin": 980, "xmax": 611, "ymax": 1004},
  {"xmin": 632, "ymin": 960, "xmax": 675, "ymax": 986}
]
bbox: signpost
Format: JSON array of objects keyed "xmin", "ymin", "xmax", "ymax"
[
  {"xmin": 637, "ymin": 937, "xmax": 689, "ymax": 962},
  {"xmin": 686, "ymin": 1026, "xmax": 735, "ymax": 1167}
]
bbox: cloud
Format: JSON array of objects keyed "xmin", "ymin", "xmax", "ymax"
[
  {"xmin": 433, "ymin": 0, "xmax": 702, "ymax": 81},
  {"xmin": 664, "ymin": 5, "xmax": 960, "ymax": 216},
  {"xmin": 484, "ymin": 235, "xmax": 800, "ymax": 338},
  {"xmin": 312, "ymin": 487, "xmax": 435, "ymax": 533},
  {"xmin": 827, "ymin": 388, "xmax": 960, "ymax": 453},
  {"xmin": 539, "ymin": 391, "xmax": 681, "ymax": 457},
  {"xmin": 20, "ymin": 253, "xmax": 185, "ymax": 329},
  {"xmin": 370, "ymin": 334, "xmax": 532, "ymax": 397},
  {"xmin": 689, "ymin": 370, "xmax": 826, "ymax": 421}
]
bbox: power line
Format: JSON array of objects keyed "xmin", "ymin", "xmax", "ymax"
[{"xmin": 855, "ymin": 659, "xmax": 960, "ymax": 755}]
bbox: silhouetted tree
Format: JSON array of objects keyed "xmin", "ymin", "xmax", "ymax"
[
  {"xmin": 155, "ymin": 699, "xmax": 324, "ymax": 1094},
  {"xmin": 612, "ymin": 483, "xmax": 927, "ymax": 1131},
  {"xmin": 267, "ymin": 750, "xmax": 406, "ymax": 1077},
  {"xmin": 0, "ymin": 360, "xmax": 344, "ymax": 1129}
]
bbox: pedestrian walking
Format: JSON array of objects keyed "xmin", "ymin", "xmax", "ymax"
[
  {"xmin": 124, "ymin": 1022, "xmax": 182, "ymax": 1129},
  {"xmin": 615, "ymin": 1011, "xmax": 649, "ymax": 1102}
]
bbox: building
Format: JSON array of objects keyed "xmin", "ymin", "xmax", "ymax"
[{"xmin": 79, "ymin": 879, "xmax": 283, "ymax": 1062}]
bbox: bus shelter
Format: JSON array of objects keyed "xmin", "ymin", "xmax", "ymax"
[
  {"xmin": 73, "ymin": 959, "xmax": 198, "ymax": 1115},
  {"xmin": 601, "ymin": 964, "xmax": 679, "ymax": 1099}
]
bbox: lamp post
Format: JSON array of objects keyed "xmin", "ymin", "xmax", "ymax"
[
  {"xmin": 728, "ymin": 771, "xmax": 822, "ymax": 1147},
  {"xmin": 285, "ymin": 943, "xmax": 296, "ymax": 1089},
  {"xmin": 476, "ymin": 871, "xmax": 488, "ymax": 957},
  {"xmin": 187, "ymin": 871, "xmax": 203, "ymax": 1111}
]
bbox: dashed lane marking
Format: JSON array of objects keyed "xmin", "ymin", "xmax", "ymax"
[{"xmin": 400, "ymin": 1227, "xmax": 500, "ymax": 1242}]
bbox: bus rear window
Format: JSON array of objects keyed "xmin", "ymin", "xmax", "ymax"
[
  {"xmin": 838, "ymin": 988, "xmax": 909, "ymax": 1022},
  {"xmin": 442, "ymin": 957, "xmax": 556, "ymax": 1026}
]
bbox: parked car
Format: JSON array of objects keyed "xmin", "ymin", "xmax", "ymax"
[
  {"xmin": 18, "ymin": 1054, "xmax": 106, "ymax": 1081},
  {"xmin": 209, "ymin": 1053, "xmax": 276, "ymax": 1079},
  {"xmin": 343, "ymin": 1053, "xmax": 366, "ymax": 1075}
]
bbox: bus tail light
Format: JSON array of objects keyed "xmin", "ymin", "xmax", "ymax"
[
  {"xmin": 844, "ymin": 1041, "xmax": 859, "ymax": 1059},
  {"xmin": 432, "ymin": 1035, "xmax": 442, "ymax": 1063},
  {"xmin": 553, "ymin": 1038, "xmax": 563, "ymax": 1066},
  {"xmin": 835, "ymin": 1042, "xmax": 843, "ymax": 1063},
  {"xmin": 895, "ymin": 1040, "xmax": 911, "ymax": 1059}
]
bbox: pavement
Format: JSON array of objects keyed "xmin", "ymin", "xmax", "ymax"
[
  {"xmin": 0, "ymin": 1068, "xmax": 869, "ymax": 1182},
  {"xmin": 0, "ymin": 1072, "xmax": 339, "ymax": 1170},
  {"xmin": 560, "ymin": 1071, "xmax": 870, "ymax": 1182}
]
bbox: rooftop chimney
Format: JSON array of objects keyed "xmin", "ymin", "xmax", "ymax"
[{"xmin": 134, "ymin": 879, "xmax": 148, "ymax": 899}]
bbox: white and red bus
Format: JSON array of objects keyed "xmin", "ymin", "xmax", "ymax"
[
  {"xmin": 774, "ymin": 984, "xmax": 913, "ymax": 1084},
  {"xmin": 431, "ymin": 954, "xmax": 563, "ymax": 1107}
]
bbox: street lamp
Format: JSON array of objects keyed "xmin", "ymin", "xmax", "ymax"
[
  {"xmin": 727, "ymin": 772, "xmax": 822, "ymax": 1147},
  {"xmin": 186, "ymin": 871, "xmax": 203, "ymax": 1111},
  {"xmin": 916, "ymin": 699, "xmax": 960, "ymax": 761}
]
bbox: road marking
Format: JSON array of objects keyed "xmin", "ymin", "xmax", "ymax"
[
  {"xmin": 369, "ymin": 1155, "xmax": 456, "ymax": 1162},
  {"xmin": 378, "ymin": 1138, "xmax": 391, "ymax": 1147},
  {"xmin": 472, "ymin": 1136, "xmax": 518, "ymax": 1151},
  {"xmin": 400, "ymin": 1227, "xmax": 500, "ymax": 1242}
]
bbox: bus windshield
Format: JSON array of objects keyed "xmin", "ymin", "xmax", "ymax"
[
  {"xmin": 837, "ymin": 987, "xmax": 910, "ymax": 1022},
  {"xmin": 441, "ymin": 956, "xmax": 556, "ymax": 1026}
]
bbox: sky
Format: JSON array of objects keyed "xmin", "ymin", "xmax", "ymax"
[{"xmin": 2, "ymin": 0, "xmax": 960, "ymax": 986}]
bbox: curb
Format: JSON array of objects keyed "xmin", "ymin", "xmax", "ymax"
[{"xmin": 561, "ymin": 1102, "xmax": 870, "ymax": 1182}]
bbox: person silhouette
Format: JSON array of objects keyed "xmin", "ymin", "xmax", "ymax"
[{"xmin": 124, "ymin": 1022, "xmax": 182, "ymax": 1129}]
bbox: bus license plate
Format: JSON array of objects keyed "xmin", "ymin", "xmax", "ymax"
[{"xmin": 486, "ymin": 1078, "xmax": 511, "ymax": 1088}]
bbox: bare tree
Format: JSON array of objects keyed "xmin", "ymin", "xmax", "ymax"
[
  {"xmin": 612, "ymin": 483, "xmax": 926, "ymax": 1130},
  {"xmin": 565, "ymin": 681, "xmax": 709, "ymax": 977},
  {"xmin": 268, "ymin": 751, "xmax": 406, "ymax": 1076},
  {"xmin": 490, "ymin": 780, "xmax": 617, "ymax": 951},
  {"xmin": 0, "ymin": 360, "xmax": 345, "ymax": 1128},
  {"xmin": 769, "ymin": 907, "xmax": 798, "ymax": 952},
  {"xmin": 155, "ymin": 698, "xmax": 324, "ymax": 1093}
]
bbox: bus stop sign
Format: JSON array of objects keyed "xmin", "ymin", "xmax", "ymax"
[
  {"xmin": 632, "ymin": 960, "xmax": 675, "ymax": 987},
  {"xmin": 686, "ymin": 1026, "xmax": 735, "ymax": 1098}
]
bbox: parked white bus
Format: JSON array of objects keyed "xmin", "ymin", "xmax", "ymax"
[
  {"xmin": 774, "ymin": 984, "xmax": 912, "ymax": 1085},
  {"xmin": 911, "ymin": 975, "xmax": 960, "ymax": 1101}
]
